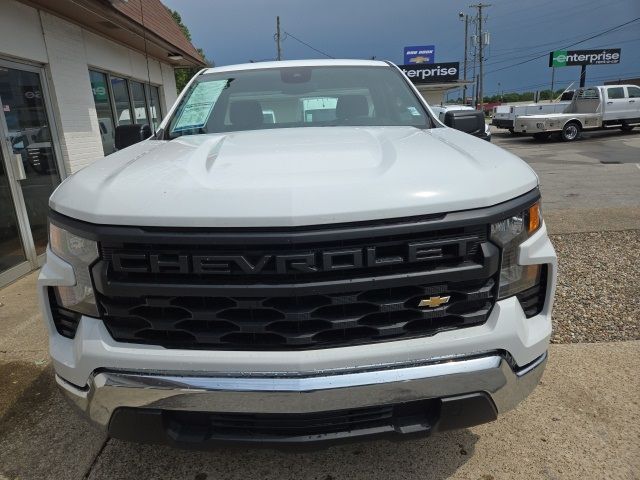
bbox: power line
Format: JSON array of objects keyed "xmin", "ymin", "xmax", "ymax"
[
  {"xmin": 483, "ymin": 70, "xmax": 640, "ymax": 95},
  {"xmin": 488, "ymin": 31, "xmax": 602, "ymax": 57},
  {"xmin": 283, "ymin": 31, "xmax": 335, "ymax": 59},
  {"xmin": 485, "ymin": 25, "xmax": 638, "ymax": 68},
  {"xmin": 485, "ymin": 17, "xmax": 640, "ymax": 76}
]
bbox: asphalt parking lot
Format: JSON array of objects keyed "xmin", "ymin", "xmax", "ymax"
[
  {"xmin": 491, "ymin": 127, "xmax": 640, "ymax": 233},
  {"xmin": 1, "ymin": 128, "xmax": 639, "ymax": 480}
]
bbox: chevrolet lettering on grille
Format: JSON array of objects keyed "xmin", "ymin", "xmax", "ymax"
[{"xmin": 110, "ymin": 238, "xmax": 474, "ymax": 275}]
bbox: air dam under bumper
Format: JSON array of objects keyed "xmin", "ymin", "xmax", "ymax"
[{"xmin": 57, "ymin": 352, "xmax": 546, "ymax": 446}]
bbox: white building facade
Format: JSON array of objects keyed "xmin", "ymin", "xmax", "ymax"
[{"xmin": 0, "ymin": 0, "xmax": 204, "ymax": 286}]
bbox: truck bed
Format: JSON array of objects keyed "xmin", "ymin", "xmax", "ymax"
[{"xmin": 514, "ymin": 113, "xmax": 601, "ymax": 134}]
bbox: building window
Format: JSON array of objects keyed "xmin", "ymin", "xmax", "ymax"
[
  {"xmin": 148, "ymin": 85, "xmax": 162, "ymax": 130},
  {"xmin": 111, "ymin": 76, "xmax": 133, "ymax": 126},
  {"xmin": 88, "ymin": 70, "xmax": 164, "ymax": 155},
  {"xmin": 89, "ymin": 70, "xmax": 116, "ymax": 155},
  {"xmin": 130, "ymin": 81, "xmax": 149, "ymax": 125}
]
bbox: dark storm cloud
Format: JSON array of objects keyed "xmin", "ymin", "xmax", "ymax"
[{"xmin": 163, "ymin": 0, "xmax": 640, "ymax": 95}]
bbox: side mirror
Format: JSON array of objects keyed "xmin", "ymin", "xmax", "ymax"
[
  {"xmin": 443, "ymin": 110, "xmax": 485, "ymax": 136},
  {"xmin": 114, "ymin": 124, "xmax": 152, "ymax": 150}
]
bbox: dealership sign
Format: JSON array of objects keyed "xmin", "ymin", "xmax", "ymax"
[
  {"xmin": 400, "ymin": 63, "xmax": 459, "ymax": 83},
  {"xmin": 404, "ymin": 45, "xmax": 435, "ymax": 64},
  {"xmin": 549, "ymin": 48, "xmax": 621, "ymax": 67}
]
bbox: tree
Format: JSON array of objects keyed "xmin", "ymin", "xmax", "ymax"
[
  {"xmin": 170, "ymin": 10, "xmax": 191, "ymax": 41},
  {"xmin": 168, "ymin": 8, "xmax": 211, "ymax": 93}
]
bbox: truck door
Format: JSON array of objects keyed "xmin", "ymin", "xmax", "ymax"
[
  {"xmin": 625, "ymin": 86, "xmax": 640, "ymax": 120},
  {"xmin": 603, "ymin": 86, "xmax": 628, "ymax": 121}
]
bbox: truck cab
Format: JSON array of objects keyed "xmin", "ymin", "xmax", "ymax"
[{"xmin": 603, "ymin": 85, "xmax": 640, "ymax": 121}]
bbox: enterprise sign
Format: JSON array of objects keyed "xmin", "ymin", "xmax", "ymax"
[
  {"xmin": 549, "ymin": 49, "xmax": 621, "ymax": 67},
  {"xmin": 400, "ymin": 63, "xmax": 460, "ymax": 83}
]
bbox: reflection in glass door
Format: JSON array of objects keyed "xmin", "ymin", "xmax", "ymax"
[
  {"xmin": 0, "ymin": 149, "xmax": 27, "ymax": 273},
  {"xmin": 0, "ymin": 62, "xmax": 62, "ymax": 284}
]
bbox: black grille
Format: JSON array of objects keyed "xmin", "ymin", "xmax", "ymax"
[
  {"xmin": 163, "ymin": 399, "xmax": 439, "ymax": 440},
  {"xmin": 88, "ymin": 217, "xmax": 500, "ymax": 350},
  {"xmin": 99, "ymin": 277, "xmax": 495, "ymax": 349},
  {"xmin": 48, "ymin": 287, "xmax": 81, "ymax": 339},
  {"xmin": 516, "ymin": 266, "xmax": 548, "ymax": 318}
]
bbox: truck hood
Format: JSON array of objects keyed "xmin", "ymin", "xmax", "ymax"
[{"xmin": 50, "ymin": 126, "xmax": 538, "ymax": 227}]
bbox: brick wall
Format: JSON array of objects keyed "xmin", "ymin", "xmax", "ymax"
[{"xmin": 40, "ymin": 12, "xmax": 104, "ymax": 174}]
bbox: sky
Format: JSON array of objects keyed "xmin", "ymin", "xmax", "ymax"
[{"xmin": 163, "ymin": 0, "xmax": 640, "ymax": 96}]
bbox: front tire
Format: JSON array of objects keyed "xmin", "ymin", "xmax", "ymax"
[
  {"xmin": 620, "ymin": 123, "xmax": 635, "ymax": 132},
  {"xmin": 561, "ymin": 122, "xmax": 581, "ymax": 142}
]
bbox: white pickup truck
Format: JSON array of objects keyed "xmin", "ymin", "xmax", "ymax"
[
  {"xmin": 514, "ymin": 85, "xmax": 640, "ymax": 141},
  {"xmin": 491, "ymin": 91, "xmax": 574, "ymax": 133},
  {"xmin": 39, "ymin": 59, "xmax": 556, "ymax": 447}
]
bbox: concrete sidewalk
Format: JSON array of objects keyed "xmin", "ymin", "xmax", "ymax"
[
  {"xmin": 0, "ymin": 338, "xmax": 638, "ymax": 480},
  {"xmin": 0, "ymin": 271, "xmax": 639, "ymax": 479}
]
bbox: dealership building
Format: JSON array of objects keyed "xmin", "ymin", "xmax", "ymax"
[
  {"xmin": 400, "ymin": 63, "xmax": 471, "ymax": 105},
  {"xmin": 0, "ymin": 0, "xmax": 205, "ymax": 287}
]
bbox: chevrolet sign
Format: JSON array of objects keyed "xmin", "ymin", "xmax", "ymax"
[{"xmin": 110, "ymin": 239, "xmax": 472, "ymax": 275}]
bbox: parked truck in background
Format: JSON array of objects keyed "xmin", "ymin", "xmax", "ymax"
[
  {"xmin": 514, "ymin": 85, "xmax": 640, "ymax": 141},
  {"xmin": 492, "ymin": 90, "xmax": 574, "ymax": 133},
  {"xmin": 38, "ymin": 60, "xmax": 557, "ymax": 448}
]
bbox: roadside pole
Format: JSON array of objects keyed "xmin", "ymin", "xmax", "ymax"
[
  {"xmin": 579, "ymin": 64, "xmax": 587, "ymax": 87},
  {"xmin": 470, "ymin": 3, "xmax": 490, "ymax": 111},
  {"xmin": 550, "ymin": 66, "xmax": 555, "ymax": 102},
  {"xmin": 462, "ymin": 14, "xmax": 469, "ymax": 104},
  {"xmin": 276, "ymin": 16, "xmax": 282, "ymax": 61}
]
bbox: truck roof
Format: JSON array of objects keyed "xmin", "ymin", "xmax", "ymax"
[{"xmin": 202, "ymin": 59, "xmax": 390, "ymax": 74}]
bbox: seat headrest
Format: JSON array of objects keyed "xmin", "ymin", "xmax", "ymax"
[
  {"xmin": 229, "ymin": 100, "xmax": 263, "ymax": 129},
  {"xmin": 336, "ymin": 95, "xmax": 369, "ymax": 120}
]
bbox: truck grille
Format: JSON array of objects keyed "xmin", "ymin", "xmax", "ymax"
[
  {"xmin": 90, "ymin": 217, "xmax": 500, "ymax": 350},
  {"xmin": 98, "ymin": 277, "xmax": 495, "ymax": 350}
]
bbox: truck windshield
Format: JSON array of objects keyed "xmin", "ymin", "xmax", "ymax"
[{"xmin": 165, "ymin": 65, "xmax": 432, "ymax": 138}]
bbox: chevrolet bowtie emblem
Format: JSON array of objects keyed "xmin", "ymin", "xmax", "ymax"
[{"xmin": 419, "ymin": 296, "xmax": 451, "ymax": 308}]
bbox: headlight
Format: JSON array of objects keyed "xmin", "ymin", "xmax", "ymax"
[
  {"xmin": 490, "ymin": 201, "xmax": 542, "ymax": 299},
  {"xmin": 49, "ymin": 223, "xmax": 99, "ymax": 316}
]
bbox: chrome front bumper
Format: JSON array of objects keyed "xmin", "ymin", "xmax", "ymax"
[{"xmin": 57, "ymin": 351, "xmax": 547, "ymax": 432}]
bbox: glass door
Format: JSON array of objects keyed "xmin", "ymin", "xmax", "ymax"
[{"xmin": 0, "ymin": 61, "xmax": 62, "ymax": 285}]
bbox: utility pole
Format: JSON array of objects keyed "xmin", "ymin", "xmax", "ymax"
[
  {"xmin": 470, "ymin": 3, "xmax": 490, "ymax": 111},
  {"xmin": 276, "ymin": 16, "xmax": 282, "ymax": 61},
  {"xmin": 459, "ymin": 13, "xmax": 469, "ymax": 104}
]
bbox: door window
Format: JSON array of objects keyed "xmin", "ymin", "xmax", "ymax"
[
  {"xmin": 607, "ymin": 87, "xmax": 625, "ymax": 100},
  {"xmin": 627, "ymin": 86, "xmax": 640, "ymax": 98}
]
